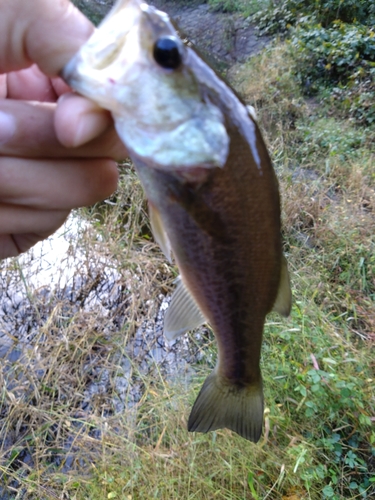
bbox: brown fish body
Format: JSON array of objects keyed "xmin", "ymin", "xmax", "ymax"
[
  {"xmin": 62, "ymin": 0, "xmax": 291, "ymax": 441},
  {"xmin": 134, "ymin": 100, "xmax": 284, "ymax": 440},
  {"xmin": 135, "ymin": 122, "xmax": 281, "ymax": 386}
]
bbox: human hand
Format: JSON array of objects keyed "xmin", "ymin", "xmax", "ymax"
[{"xmin": 0, "ymin": 0, "xmax": 127, "ymax": 258}]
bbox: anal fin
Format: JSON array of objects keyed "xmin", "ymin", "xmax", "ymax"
[{"xmin": 164, "ymin": 277, "xmax": 206, "ymax": 341}]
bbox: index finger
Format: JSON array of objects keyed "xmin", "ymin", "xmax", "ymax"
[
  {"xmin": 0, "ymin": 99, "xmax": 128, "ymax": 159},
  {"xmin": 0, "ymin": 0, "xmax": 94, "ymax": 74}
]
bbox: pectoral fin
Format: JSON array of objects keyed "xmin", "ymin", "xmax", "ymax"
[
  {"xmin": 149, "ymin": 202, "xmax": 172, "ymax": 262},
  {"xmin": 164, "ymin": 277, "xmax": 206, "ymax": 341},
  {"xmin": 272, "ymin": 255, "xmax": 292, "ymax": 317}
]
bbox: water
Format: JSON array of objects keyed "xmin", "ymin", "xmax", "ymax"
[{"xmin": 0, "ymin": 212, "xmax": 208, "ymax": 437}]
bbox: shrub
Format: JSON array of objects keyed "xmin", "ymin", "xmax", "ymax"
[
  {"xmin": 290, "ymin": 21, "xmax": 375, "ymax": 85},
  {"xmin": 289, "ymin": 21, "xmax": 375, "ymax": 124},
  {"xmin": 208, "ymin": 0, "xmax": 242, "ymax": 13},
  {"xmin": 252, "ymin": 0, "xmax": 375, "ymax": 34}
]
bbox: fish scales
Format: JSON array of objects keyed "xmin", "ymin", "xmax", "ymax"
[
  {"xmin": 62, "ymin": 0, "xmax": 291, "ymax": 442},
  {"xmin": 136, "ymin": 122, "xmax": 281, "ymax": 382}
]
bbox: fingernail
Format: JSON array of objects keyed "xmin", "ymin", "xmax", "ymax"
[
  {"xmin": 70, "ymin": 111, "xmax": 98, "ymax": 147},
  {"xmin": 72, "ymin": 110, "xmax": 111, "ymax": 147},
  {"xmin": 0, "ymin": 111, "xmax": 16, "ymax": 144}
]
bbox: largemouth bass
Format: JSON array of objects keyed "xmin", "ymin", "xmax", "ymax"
[{"xmin": 62, "ymin": 0, "xmax": 291, "ymax": 442}]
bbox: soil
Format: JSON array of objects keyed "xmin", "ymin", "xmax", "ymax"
[{"xmin": 151, "ymin": 0, "xmax": 269, "ymax": 65}]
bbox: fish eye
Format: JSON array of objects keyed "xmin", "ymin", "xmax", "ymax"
[{"xmin": 153, "ymin": 37, "xmax": 182, "ymax": 70}]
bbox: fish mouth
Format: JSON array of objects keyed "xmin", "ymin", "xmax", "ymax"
[
  {"xmin": 62, "ymin": 0, "xmax": 146, "ymax": 102},
  {"xmin": 61, "ymin": 0, "xmax": 176, "ymax": 109}
]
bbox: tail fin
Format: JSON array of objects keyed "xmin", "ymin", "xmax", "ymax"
[{"xmin": 188, "ymin": 371, "xmax": 263, "ymax": 442}]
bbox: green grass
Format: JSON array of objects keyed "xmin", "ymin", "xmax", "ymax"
[
  {"xmin": 208, "ymin": 0, "xmax": 265, "ymax": 14},
  {"xmin": 1, "ymin": 22, "xmax": 374, "ymax": 500}
]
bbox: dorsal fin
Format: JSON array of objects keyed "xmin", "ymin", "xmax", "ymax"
[{"xmin": 272, "ymin": 255, "xmax": 292, "ymax": 317}]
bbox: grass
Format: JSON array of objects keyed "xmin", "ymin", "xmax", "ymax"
[
  {"xmin": 1, "ymin": 18, "xmax": 375, "ymax": 500},
  {"xmin": 207, "ymin": 0, "xmax": 268, "ymax": 16},
  {"xmin": 229, "ymin": 42, "xmax": 375, "ymax": 497}
]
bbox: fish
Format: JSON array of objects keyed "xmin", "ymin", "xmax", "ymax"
[{"xmin": 62, "ymin": 0, "xmax": 292, "ymax": 442}]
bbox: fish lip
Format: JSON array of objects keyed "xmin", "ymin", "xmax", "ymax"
[
  {"xmin": 60, "ymin": 54, "xmax": 80, "ymax": 85},
  {"xmin": 61, "ymin": 51, "xmax": 98, "ymax": 102}
]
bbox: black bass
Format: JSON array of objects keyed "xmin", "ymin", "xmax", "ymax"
[{"xmin": 62, "ymin": 0, "xmax": 291, "ymax": 442}]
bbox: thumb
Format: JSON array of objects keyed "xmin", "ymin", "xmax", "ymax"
[{"xmin": 0, "ymin": 0, "xmax": 94, "ymax": 75}]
